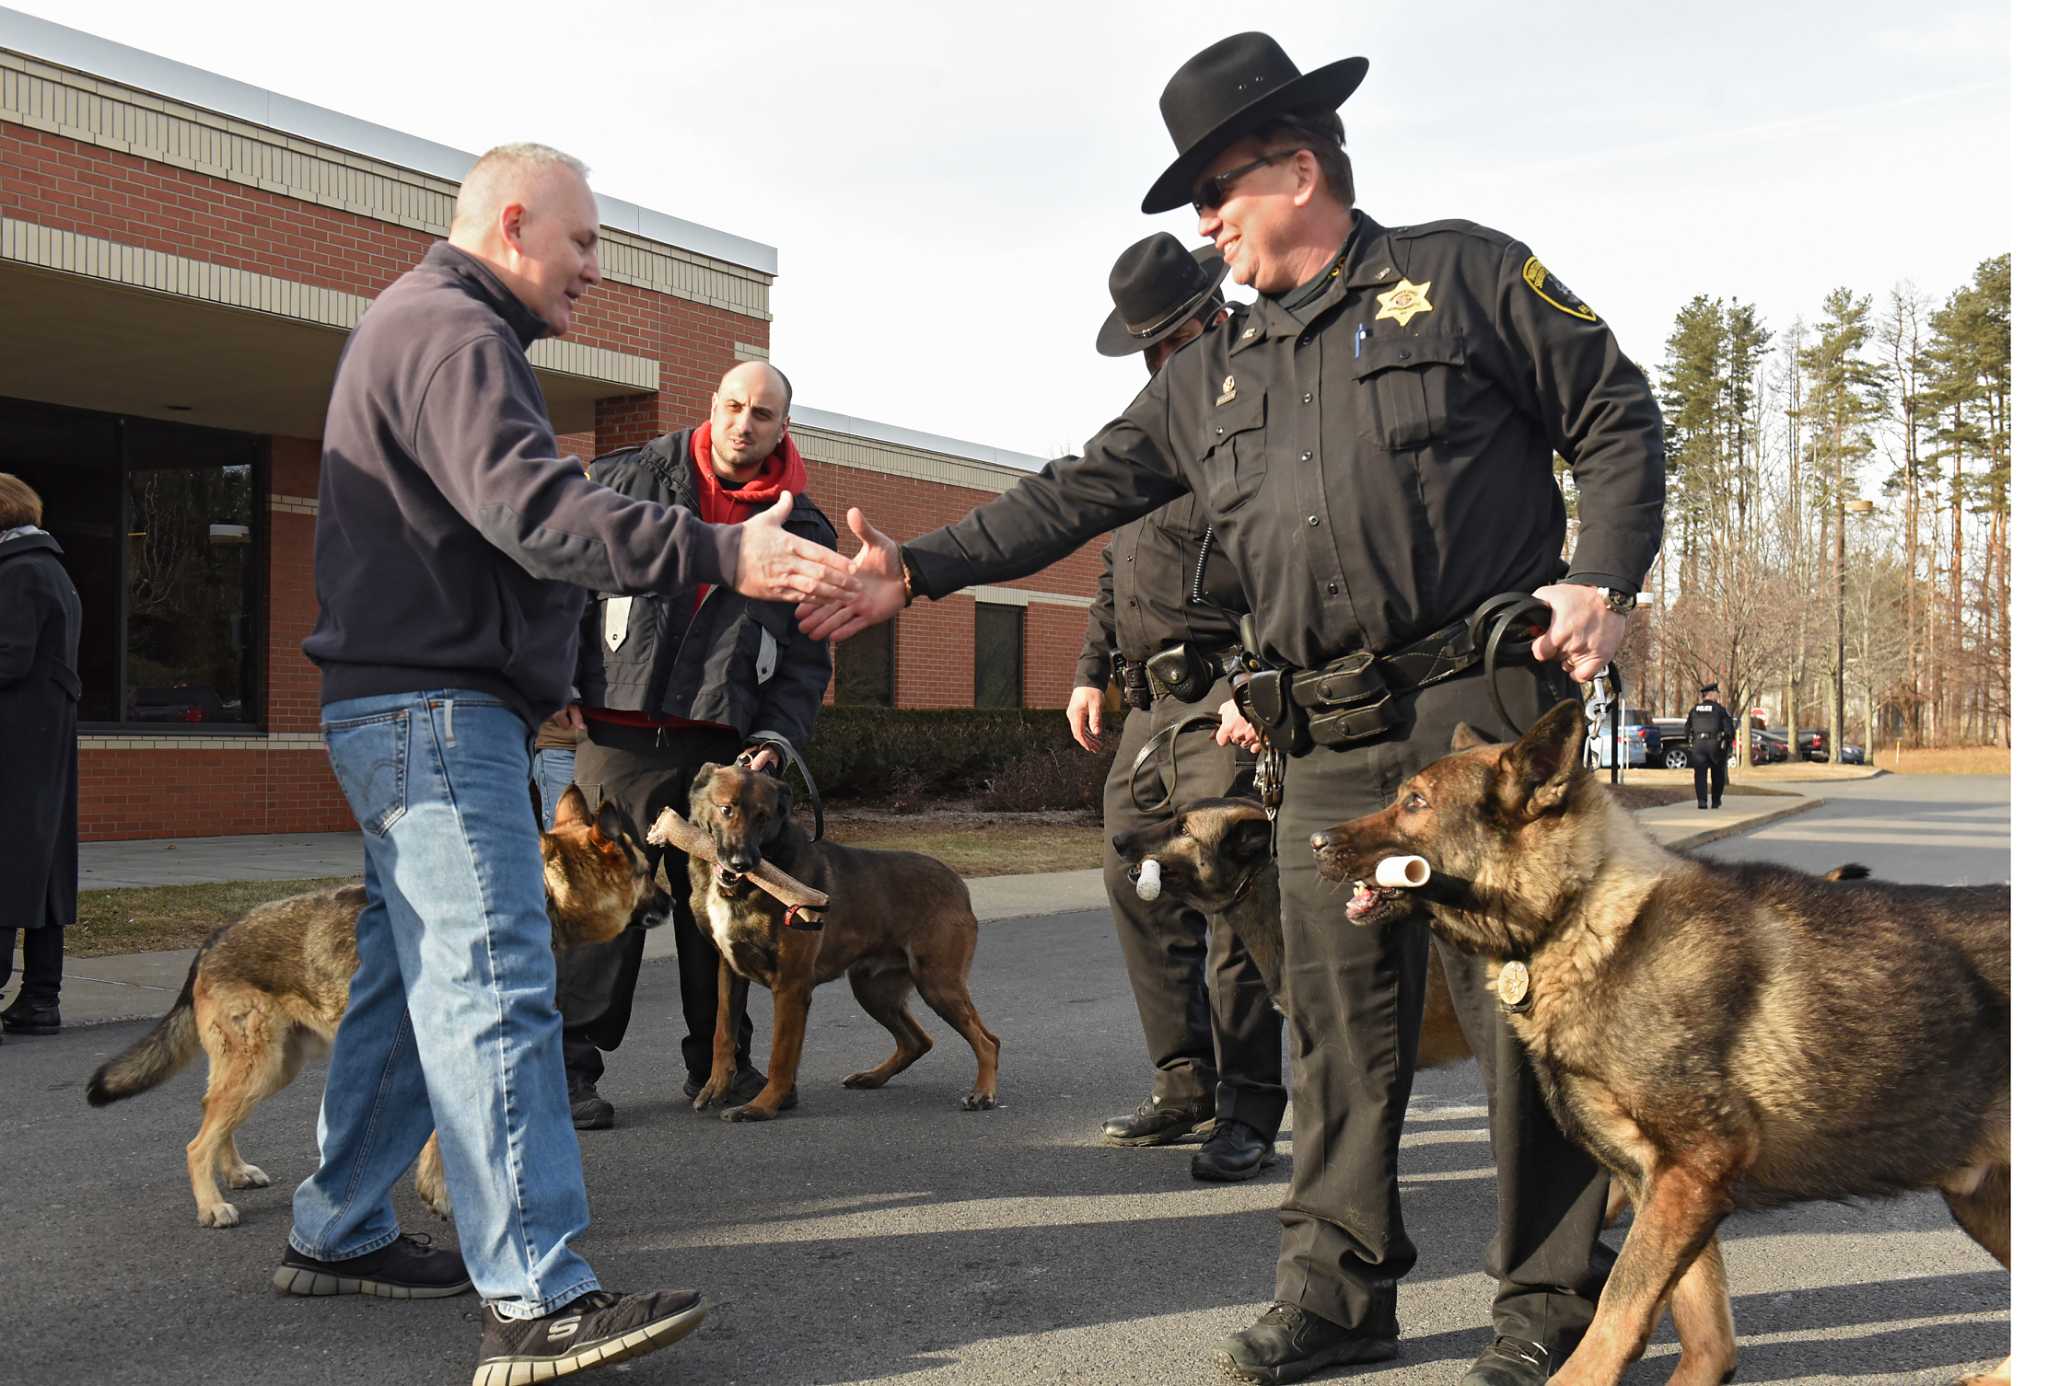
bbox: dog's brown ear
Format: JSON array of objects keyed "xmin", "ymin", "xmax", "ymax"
[
  {"xmin": 1224, "ymin": 812, "xmax": 1272, "ymax": 864},
  {"xmin": 594, "ymin": 799, "xmax": 638, "ymax": 850},
  {"xmin": 553, "ymin": 785, "xmax": 593, "ymax": 829},
  {"xmin": 1498, "ymin": 700, "xmax": 1586, "ymax": 818},
  {"xmin": 1449, "ymin": 722, "xmax": 1492, "ymax": 753},
  {"xmin": 688, "ymin": 762, "xmax": 719, "ymax": 801}
]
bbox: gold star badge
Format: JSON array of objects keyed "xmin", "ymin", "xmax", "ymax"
[{"xmin": 1374, "ymin": 278, "xmax": 1433, "ymax": 328}]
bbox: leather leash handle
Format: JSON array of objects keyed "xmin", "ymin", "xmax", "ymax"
[
  {"xmin": 646, "ymin": 808, "xmax": 830, "ymax": 916},
  {"xmin": 1130, "ymin": 712, "xmax": 1223, "ymax": 815}
]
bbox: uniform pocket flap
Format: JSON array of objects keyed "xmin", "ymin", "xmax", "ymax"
[
  {"xmin": 1352, "ymin": 333, "xmax": 1466, "ymax": 380},
  {"xmin": 1203, "ymin": 390, "xmax": 1267, "ymax": 451}
]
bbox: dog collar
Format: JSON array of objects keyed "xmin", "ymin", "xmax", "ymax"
[{"xmin": 1496, "ymin": 959, "xmax": 1532, "ymax": 1014}]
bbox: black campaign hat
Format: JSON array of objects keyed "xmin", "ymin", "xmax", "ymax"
[
  {"xmin": 1096, "ymin": 236, "xmax": 1229, "ymax": 357},
  {"xmin": 1141, "ymin": 32, "xmax": 1368, "ymax": 215}
]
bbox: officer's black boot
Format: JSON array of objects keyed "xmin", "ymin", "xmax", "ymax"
[{"xmin": 1215, "ymin": 1300, "xmax": 1399, "ymax": 1383}]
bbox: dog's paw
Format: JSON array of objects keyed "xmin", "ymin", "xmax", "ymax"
[
  {"xmin": 960, "ymin": 1091, "xmax": 997, "ymax": 1112},
  {"xmin": 228, "ymin": 1163, "xmax": 271, "ymax": 1189},
  {"xmin": 842, "ymin": 1070, "xmax": 888, "ymax": 1089},
  {"xmin": 198, "ymin": 1201, "xmax": 242, "ymax": 1229},
  {"xmin": 416, "ymin": 1185, "xmax": 452, "ymax": 1220},
  {"xmin": 721, "ymin": 1102, "xmax": 778, "ymax": 1123}
]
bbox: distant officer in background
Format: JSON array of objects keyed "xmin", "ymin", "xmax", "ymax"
[
  {"xmin": 1686, "ymin": 682, "xmax": 1736, "ymax": 809},
  {"xmin": 1069, "ymin": 234, "xmax": 1284, "ymax": 1183}
]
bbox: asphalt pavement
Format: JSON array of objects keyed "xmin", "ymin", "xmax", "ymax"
[{"xmin": 0, "ymin": 774, "xmax": 2009, "ymax": 1384}]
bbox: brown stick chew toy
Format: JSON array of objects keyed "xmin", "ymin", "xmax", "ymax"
[{"xmin": 647, "ymin": 807, "xmax": 830, "ymax": 927}]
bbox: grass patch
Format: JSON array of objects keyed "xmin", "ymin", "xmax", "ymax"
[
  {"xmin": 70, "ymin": 811, "xmax": 1107, "ymax": 960},
  {"xmin": 70, "ymin": 876, "xmax": 357, "ymax": 959},
  {"xmin": 1874, "ymin": 745, "xmax": 2010, "ymax": 775},
  {"xmin": 827, "ymin": 809, "xmax": 1103, "ymax": 877},
  {"xmin": 1604, "ymin": 782, "xmax": 1781, "ymax": 811}
]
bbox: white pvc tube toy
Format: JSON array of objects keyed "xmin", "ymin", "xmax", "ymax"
[
  {"xmin": 1375, "ymin": 855, "xmax": 1431, "ymax": 889},
  {"xmin": 1136, "ymin": 858, "xmax": 1163, "ymax": 901}
]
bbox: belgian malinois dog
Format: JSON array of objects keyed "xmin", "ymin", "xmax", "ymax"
[
  {"xmin": 1309, "ymin": 701, "xmax": 2011, "ymax": 1386},
  {"xmin": 1110, "ymin": 798, "xmax": 1469, "ymax": 1069},
  {"xmin": 86, "ymin": 787, "xmax": 671, "ymax": 1229},
  {"xmin": 686, "ymin": 762, "xmax": 1000, "ymax": 1122}
]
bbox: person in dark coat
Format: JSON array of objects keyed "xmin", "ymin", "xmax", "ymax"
[
  {"xmin": 1070, "ymin": 234, "xmax": 1285, "ymax": 1181},
  {"xmin": 557, "ymin": 361, "xmax": 835, "ymax": 1128},
  {"xmin": 0, "ymin": 472, "xmax": 83, "ymax": 1039}
]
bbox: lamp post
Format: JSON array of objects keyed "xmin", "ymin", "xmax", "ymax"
[{"xmin": 1833, "ymin": 496, "xmax": 1876, "ymax": 765}]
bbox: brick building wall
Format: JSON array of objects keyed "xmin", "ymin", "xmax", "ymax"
[{"xmin": 4, "ymin": 25, "xmax": 1095, "ymax": 841}]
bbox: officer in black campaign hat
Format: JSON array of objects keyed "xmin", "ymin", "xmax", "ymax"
[
  {"xmin": 1685, "ymin": 683, "xmax": 1737, "ymax": 809},
  {"xmin": 1073, "ymin": 234, "xmax": 1286, "ymax": 1184},
  {"xmin": 797, "ymin": 31, "xmax": 1666, "ymax": 1385}
]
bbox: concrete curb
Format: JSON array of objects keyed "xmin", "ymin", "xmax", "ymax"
[{"xmin": 1661, "ymin": 795, "xmax": 1823, "ymax": 852}]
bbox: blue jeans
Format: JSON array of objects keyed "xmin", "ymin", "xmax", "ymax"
[
  {"xmin": 531, "ymin": 745, "xmax": 577, "ymax": 828},
  {"xmin": 292, "ymin": 690, "xmax": 599, "ymax": 1317}
]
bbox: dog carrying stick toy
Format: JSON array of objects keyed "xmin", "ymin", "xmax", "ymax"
[{"xmin": 647, "ymin": 807, "xmax": 830, "ymax": 924}]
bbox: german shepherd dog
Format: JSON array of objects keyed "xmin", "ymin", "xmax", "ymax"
[
  {"xmin": 86, "ymin": 787, "xmax": 672, "ymax": 1229},
  {"xmin": 1308, "ymin": 701, "xmax": 2011, "ymax": 1386},
  {"xmin": 686, "ymin": 762, "xmax": 1000, "ymax": 1121}
]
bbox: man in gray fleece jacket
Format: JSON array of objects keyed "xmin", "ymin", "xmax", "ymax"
[{"xmin": 294, "ymin": 143, "xmax": 851, "ymax": 1386}]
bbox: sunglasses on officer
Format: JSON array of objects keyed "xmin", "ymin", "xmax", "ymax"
[{"xmin": 1190, "ymin": 147, "xmax": 1304, "ymax": 214}]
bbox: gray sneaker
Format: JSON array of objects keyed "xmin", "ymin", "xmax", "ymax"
[{"xmin": 474, "ymin": 1288, "xmax": 707, "ymax": 1386}]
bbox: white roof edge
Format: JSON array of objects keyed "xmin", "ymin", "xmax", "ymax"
[
  {"xmin": 0, "ymin": 5, "xmax": 778, "ymax": 276},
  {"xmin": 790, "ymin": 405, "xmax": 1053, "ymax": 475}
]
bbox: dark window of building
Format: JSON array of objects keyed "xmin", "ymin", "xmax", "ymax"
[
  {"xmin": 974, "ymin": 602, "xmax": 1022, "ymax": 709},
  {"xmin": 0, "ymin": 396, "xmax": 265, "ymax": 729},
  {"xmin": 834, "ymin": 618, "xmax": 895, "ymax": 706}
]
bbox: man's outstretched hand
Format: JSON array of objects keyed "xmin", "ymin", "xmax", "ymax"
[
  {"xmin": 796, "ymin": 506, "xmax": 908, "ymax": 642},
  {"xmin": 735, "ymin": 492, "xmax": 860, "ymax": 604}
]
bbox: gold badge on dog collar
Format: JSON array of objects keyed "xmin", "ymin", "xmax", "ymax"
[{"xmin": 1496, "ymin": 960, "xmax": 1531, "ymax": 1013}]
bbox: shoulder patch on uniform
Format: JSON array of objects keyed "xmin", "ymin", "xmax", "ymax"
[{"xmin": 1521, "ymin": 256, "xmax": 1598, "ymax": 323}]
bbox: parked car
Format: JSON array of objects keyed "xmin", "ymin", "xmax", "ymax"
[
  {"xmin": 1587, "ymin": 706, "xmax": 1662, "ymax": 768},
  {"xmin": 1653, "ymin": 719, "xmax": 1691, "ymax": 769},
  {"xmin": 1767, "ymin": 727, "xmax": 1836, "ymax": 762},
  {"xmin": 1753, "ymin": 730, "xmax": 1789, "ymax": 763}
]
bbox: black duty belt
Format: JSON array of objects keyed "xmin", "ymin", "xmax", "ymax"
[
  {"xmin": 1143, "ymin": 640, "xmax": 1237, "ymax": 706},
  {"xmin": 1236, "ymin": 596, "xmax": 1553, "ymax": 754}
]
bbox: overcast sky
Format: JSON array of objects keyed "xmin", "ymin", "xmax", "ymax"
[{"xmin": 13, "ymin": 1, "xmax": 2014, "ymax": 462}]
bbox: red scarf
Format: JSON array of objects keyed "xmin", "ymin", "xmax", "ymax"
[
  {"xmin": 691, "ymin": 422, "xmax": 808, "ymax": 615},
  {"xmin": 691, "ymin": 421, "xmax": 807, "ymax": 525}
]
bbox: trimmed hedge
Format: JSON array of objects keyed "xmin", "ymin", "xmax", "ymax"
[{"xmin": 800, "ymin": 706, "xmax": 1119, "ymax": 810}]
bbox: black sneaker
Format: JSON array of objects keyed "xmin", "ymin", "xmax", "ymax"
[
  {"xmin": 1216, "ymin": 1302, "xmax": 1399, "ymax": 1383},
  {"xmin": 474, "ymin": 1288, "xmax": 707, "ymax": 1386},
  {"xmin": 568, "ymin": 1085, "xmax": 615, "ymax": 1131},
  {"xmin": 272, "ymin": 1232, "xmax": 471, "ymax": 1299}
]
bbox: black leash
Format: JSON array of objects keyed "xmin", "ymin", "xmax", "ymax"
[
  {"xmin": 1466, "ymin": 594, "xmax": 1553, "ymax": 739},
  {"xmin": 742, "ymin": 735, "xmax": 825, "ymax": 843},
  {"xmin": 1129, "ymin": 712, "xmax": 1222, "ymax": 815}
]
